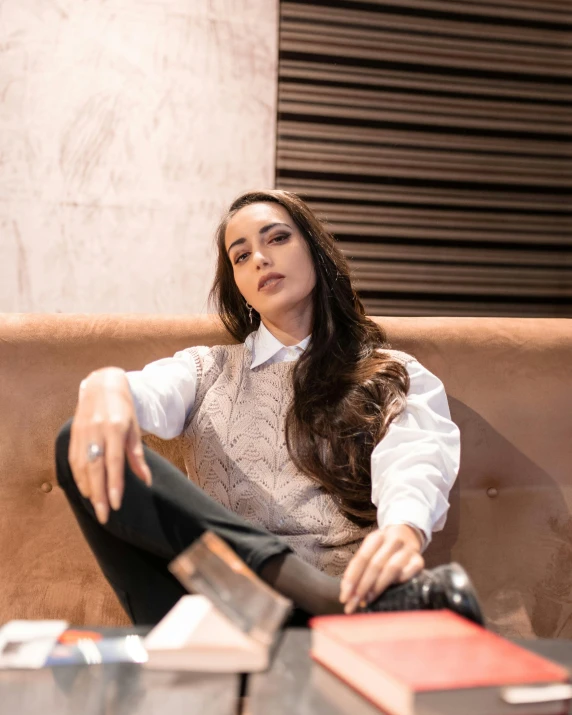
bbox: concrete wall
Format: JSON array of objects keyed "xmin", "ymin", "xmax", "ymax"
[{"xmin": 0, "ymin": 0, "xmax": 278, "ymax": 313}]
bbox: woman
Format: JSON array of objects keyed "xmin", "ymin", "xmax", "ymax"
[{"xmin": 56, "ymin": 190, "xmax": 483, "ymax": 626}]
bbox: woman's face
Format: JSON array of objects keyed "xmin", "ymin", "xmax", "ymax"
[{"xmin": 224, "ymin": 202, "xmax": 316, "ymax": 324}]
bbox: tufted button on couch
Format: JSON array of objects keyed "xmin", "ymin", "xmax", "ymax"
[{"xmin": 1, "ymin": 313, "xmax": 570, "ymax": 638}]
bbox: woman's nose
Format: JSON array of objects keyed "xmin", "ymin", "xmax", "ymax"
[{"xmin": 253, "ymin": 249, "xmax": 271, "ymax": 267}]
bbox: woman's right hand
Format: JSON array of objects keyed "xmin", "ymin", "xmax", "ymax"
[{"xmin": 69, "ymin": 367, "xmax": 152, "ymax": 524}]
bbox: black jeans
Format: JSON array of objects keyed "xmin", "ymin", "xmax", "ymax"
[{"xmin": 55, "ymin": 420, "xmax": 292, "ymax": 625}]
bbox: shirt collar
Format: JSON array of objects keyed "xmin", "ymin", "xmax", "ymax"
[{"xmin": 246, "ymin": 322, "xmax": 311, "ymax": 369}]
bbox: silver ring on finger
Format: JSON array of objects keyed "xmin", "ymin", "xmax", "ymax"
[{"xmin": 86, "ymin": 442, "xmax": 105, "ymax": 463}]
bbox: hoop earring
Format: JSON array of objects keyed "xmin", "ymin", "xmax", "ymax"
[{"xmin": 245, "ymin": 302, "xmax": 253, "ymax": 324}]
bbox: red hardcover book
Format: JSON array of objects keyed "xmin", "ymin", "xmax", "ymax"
[{"xmin": 310, "ymin": 610, "xmax": 570, "ymax": 715}]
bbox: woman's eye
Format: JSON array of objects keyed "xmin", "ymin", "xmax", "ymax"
[{"xmin": 233, "ymin": 235, "xmax": 289, "ymax": 264}]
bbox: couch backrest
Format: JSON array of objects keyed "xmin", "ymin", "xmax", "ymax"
[{"xmin": 1, "ymin": 314, "xmax": 570, "ymax": 636}]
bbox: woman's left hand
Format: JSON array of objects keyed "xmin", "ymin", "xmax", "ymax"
[{"xmin": 340, "ymin": 525, "xmax": 425, "ymax": 614}]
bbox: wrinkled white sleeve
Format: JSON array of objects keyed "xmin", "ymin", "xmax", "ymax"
[
  {"xmin": 125, "ymin": 346, "xmax": 210, "ymax": 440},
  {"xmin": 371, "ymin": 358, "xmax": 460, "ymax": 551}
]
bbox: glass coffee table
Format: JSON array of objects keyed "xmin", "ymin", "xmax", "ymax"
[{"xmin": 2, "ymin": 626, "xmax": 572, "ymax": 715}]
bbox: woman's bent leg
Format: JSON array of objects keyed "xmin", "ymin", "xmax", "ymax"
[{"xmin": 55, "ymin": 419, "xmax": 292, "ymax": 624}]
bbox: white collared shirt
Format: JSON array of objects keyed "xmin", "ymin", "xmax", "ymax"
[
  {"xmin": 249, "ymin": 324, "xmax": 311, "ymax": 369},
  {"xmin": 126, "ymin": 322, "xmax": 459, "ymax": 550}
]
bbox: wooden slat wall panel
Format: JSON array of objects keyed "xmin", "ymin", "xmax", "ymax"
[{"xmin": 276, "ymin": 0, "xmax": 572, "ymax": 317}]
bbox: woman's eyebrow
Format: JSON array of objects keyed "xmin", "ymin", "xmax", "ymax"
[
  {"xmin": 226, "ymin": 223, "xmax": 291, "ymax": 254},
  {"xmin": 259, "ymin": 222, "xmax": 290, "ymax": 235},
  {"xmin": 227, "ymin": 237, "xmax": 246, "ymax": 255}
]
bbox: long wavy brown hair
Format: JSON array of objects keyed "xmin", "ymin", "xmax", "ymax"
[{"xmin": 210, "ymin": 190, "xmax": 410, "ymax": 527}]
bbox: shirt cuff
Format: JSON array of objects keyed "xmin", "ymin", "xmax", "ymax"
[{"xmin": 378, "ymin": 500, "xmax": 434, "ymax": 552}]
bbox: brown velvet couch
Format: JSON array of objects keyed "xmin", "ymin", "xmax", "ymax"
[{"xmin": 1, "ymin": 314, "xmax": 571, "ymax": 639}]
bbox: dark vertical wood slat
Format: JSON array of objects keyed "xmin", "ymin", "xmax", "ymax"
[{"xmin": 276, "ymin": 0, "xmax": 572, "ymax": 317}]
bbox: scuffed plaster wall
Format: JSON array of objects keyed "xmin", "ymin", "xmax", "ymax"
[{"xmin": 0, "ymin": 0, "xmax": 278, "ymax": 313}]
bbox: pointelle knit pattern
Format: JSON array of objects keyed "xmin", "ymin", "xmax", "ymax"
[{"xmin": 181, "ymin": 342, "xmax": 413, "ymax": 576}]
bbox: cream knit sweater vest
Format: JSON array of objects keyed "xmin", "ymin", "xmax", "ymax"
[{"xmin": 180, "ymin": 343, "xmax": 381, "ymax": 576}]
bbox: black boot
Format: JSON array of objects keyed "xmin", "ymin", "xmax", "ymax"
[{"xmin": 361, "ymin": 563, "xmax": 485, "ymax": 626}]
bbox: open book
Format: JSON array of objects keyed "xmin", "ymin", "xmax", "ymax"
[{"xmin": 144, "ymin": 532, "xmax": 293, "ymax": 672}]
